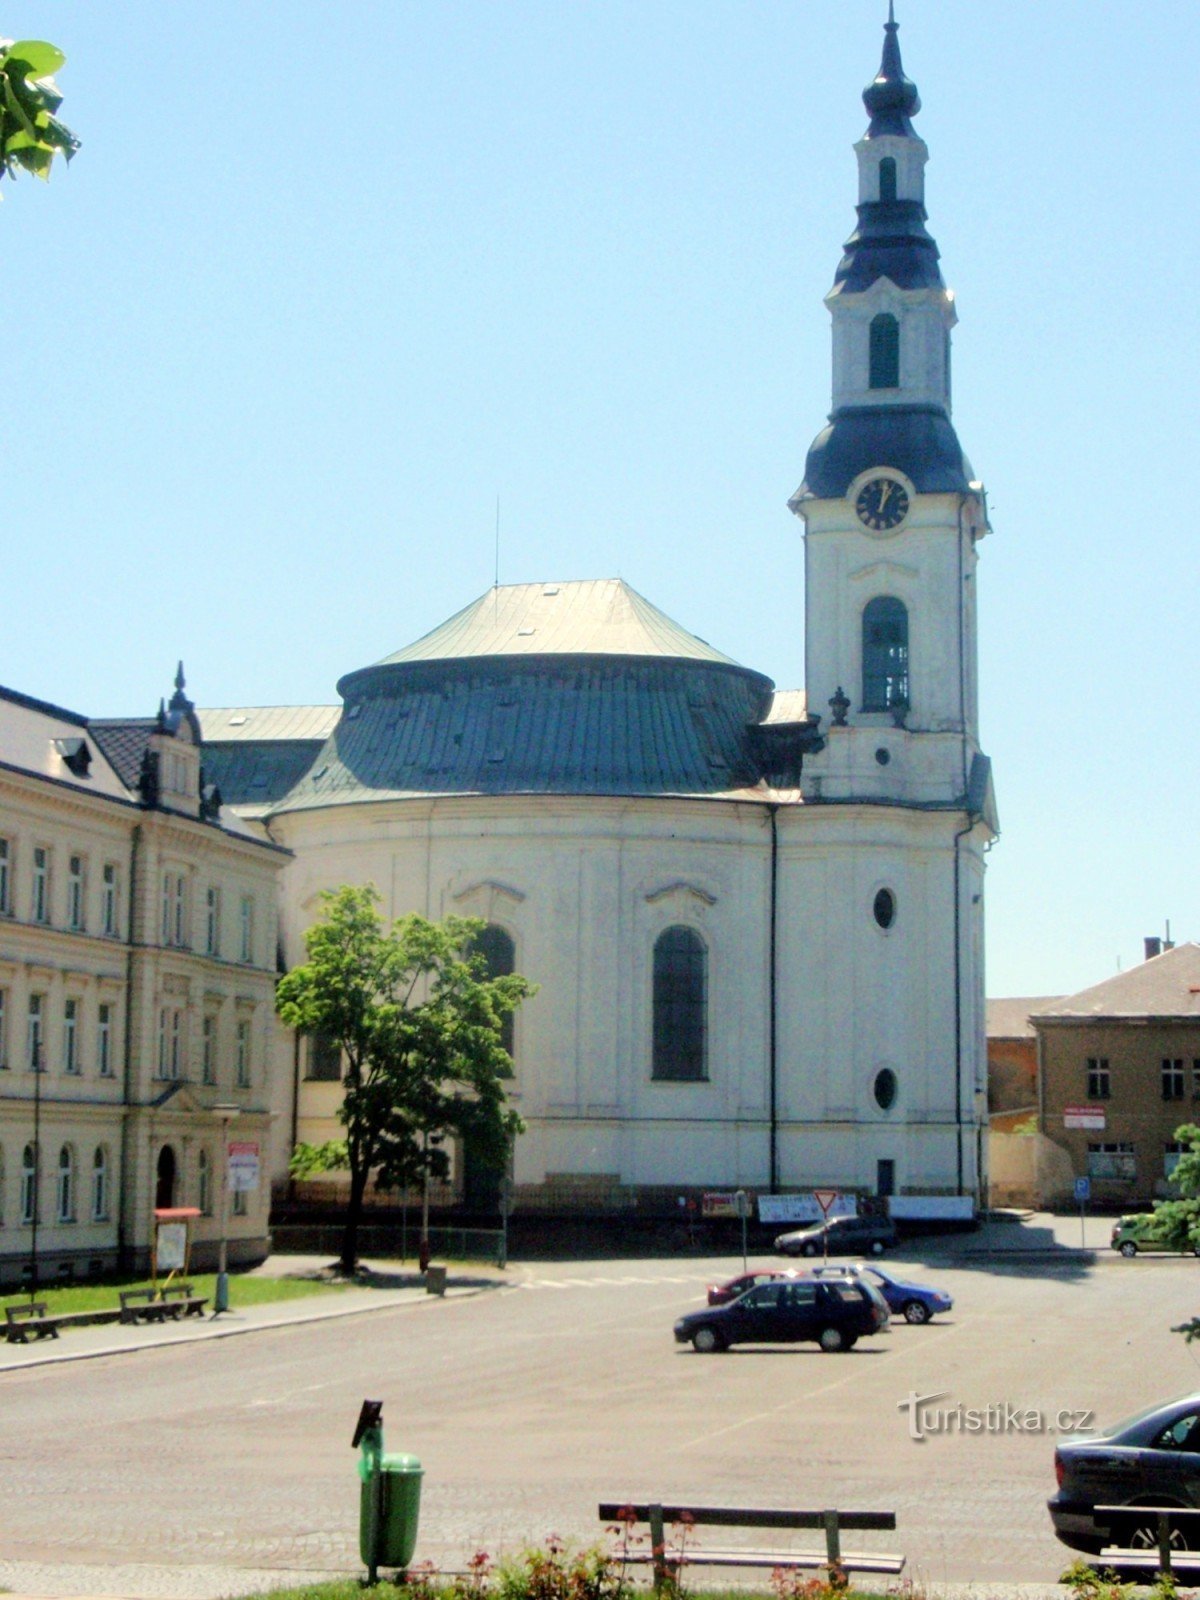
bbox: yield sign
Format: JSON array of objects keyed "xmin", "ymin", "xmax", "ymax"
[{"xmin": 812, "ymin": 1188, "xmax": 839, "ymax": 1217}]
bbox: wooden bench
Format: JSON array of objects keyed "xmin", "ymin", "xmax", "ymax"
[
  {"xmin": 119, "ymin": 1288, "xmax": 172, "ymax": 1324},
  {"xmin": 5, "ymin": 1302, "xmax": 59, "ymax": 1343},
  {"xmin": 160, "ymin": 1283, "xmax": 207, "ymax": 1319},
  {"xmin": 1094, "ymin": 1505, "xmax": 1200, "ymax": 1578},
  {"xmin": 599, "ymin": 1502, "xmax": 904, "ymax": 1588}
]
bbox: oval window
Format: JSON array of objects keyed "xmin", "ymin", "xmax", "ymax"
[
  {"xmin": 874, "ymin": 1069, "xmax": 898, "ymax": 1111},
  {"xmin": 873, "ymin": 888, "xmax": 896, "ymax": 929}
]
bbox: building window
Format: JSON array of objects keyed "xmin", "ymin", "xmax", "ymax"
[
  {"xmin": 0, "ymin": 988, "xmax": 7, "ymax": 1069},
  {"xmin": 202, "ymin": 1014, "xmax": 217, "ymax": 1085},
  {"xmin": 306, "ymin": 1032, "xmax": 342, "ymax": 1082},
  {"xmin": 0, "ymin": 1147, "xmax": 4, "ymax": 1225},
  {"xmin": 92, "ymin": 1146, "xmax": 109, "ymax": 1221},
  {"xmin": 27, "ymin": 994, "xmax": 44, "ymax": 1072},
  {"xmin": 97, "ymin": 1004, "xmax": 113, "ymax": 1077},
  {"xmin": 1166, "ymin": 1142, "xmax": 1186, "ymax": 1182},
  {"xmin": 198, "ymin": 1148, "xmax": 212, "ymax": 1216},
  {"xmin": 57, "ymin": 1145, "xmax": 75, "ymax": 1223},
  {"xmin": 21, "ymin": 1143, "xmax": 37, "ymax": 1225},
  {"xmin": 0, "ymin": 836, "xmax": 11, "ymax": 914},
  {"xmin": 652, "ymin": 925, "xmax": 708, "ymax": 1082},
  {"xmin": 162, "ymin": 872, "xmax": 188, "ymax": 946},
  {"xmin": 1163, "ymin": 1059, "xmax": 1186, "ymax": 1101},
  {"xmin": 235, "ymin": 1018, "xmax": 251, "ymax": 1088},
  {"xmin": 878, "ymin": 155, "xmax": 897, "ymax": 202},
  {"xmin": 874, "ymin": 1068, "xmax": 898, "ymax": 1110},
  {"xmin": 232, "ymin": 1187, "xmax": 248, "ymax": 1218},
  {"xmin": 239, "ymin": 895, "xmax": 254, "ymax": 963},
  {"xmin": 471, "ymin": 923, "xmax": 516, "ymax": 1060},
  {"xmin": 862, "ymin": 596, "xmax": 909, "ymax": 712},
  {"xmin": 157, "ymin": 1006, "xmax": 183, "ymax": 1080},
  {"xmin": 205, "ymin": 885, "xmax": 221, "ymax": 956},
  {"xmin": 102, "ymin": 864, "xmax": 118, "ymax": 936},
  {"xmin": 63, "ymin": 998, "xmax": 79, "ymax": 1074},
  {"xmin": 67, "ymin": 855, "xmax": 85, "ymax": 930},
  {"xmin": 1086, "ymin": 1057, "xmax": 1110, "ymax": 1100},
  {"xmin": 1194, "ymin": 1059, "xmax": 1200, "ymax": 1100},
  {"xmin": 1087, "ymin": 1141, "xmax": 1136, "ymax": 1181},
  {"xmin": 32, "ymin": 846, "xmax": 50, "ymax": 923},
  {"xmin": 869, "ymin": 312, "xmax": 900, "ymax": 388},
  {"xmin": 873, "ymin": 888, "xmax": 896, "ymax": 930}
]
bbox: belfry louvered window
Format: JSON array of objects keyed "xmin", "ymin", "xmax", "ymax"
[
  {"xmin": 878, "ymin": 157, "xmax": 896, "ymax": 202},
  {"xmin": 862, "ymin": 597, "xmax": 909, "ymax": 712},
  {"xmin": 869, "ymin": 313, "xmax": 900, "ymax": 388}
]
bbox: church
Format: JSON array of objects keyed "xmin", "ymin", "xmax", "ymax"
[{"xmin": 195, "ymin": 9, "xmax": 998, "ymax": 1220}]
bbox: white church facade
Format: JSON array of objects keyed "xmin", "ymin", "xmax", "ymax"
[{"xmin": 198, "ymin": 11, "xmax": 998, "ymax": 1217}]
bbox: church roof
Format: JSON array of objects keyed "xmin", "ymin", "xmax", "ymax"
[{"xmin": 360, "ymin": 579, "xmax": 738, "ymax": 676}]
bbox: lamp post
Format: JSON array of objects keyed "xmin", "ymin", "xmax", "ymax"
[
  {"xmin": 212, "ymin": 1103, "xmax": 238, "ymax": 1315},
  {"xmin": 28, "ymin": 1037, "xmax": 43, "ymax": 1301}
]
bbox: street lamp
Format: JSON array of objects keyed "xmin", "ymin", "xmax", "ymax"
[{"xmin": 212, "ymin": 1103, "xmax": 238, "ymax": 1315}]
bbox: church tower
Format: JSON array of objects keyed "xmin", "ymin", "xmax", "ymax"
[{"xmin": 784, "ymin": 6, "xmax": 997, "ymax": 1203}]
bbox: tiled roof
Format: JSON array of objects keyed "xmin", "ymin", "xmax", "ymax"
[
  {"xmin": 89, "ymin": 719, "xmax": 156, "ymax": 790},
  {"xmin": 1035, "ymin": 943, "xmax": 1200, "ymax": 1023},
  {"xmin": 986, "ymin": 996, "xmax": 1062, "ymax": 1039},
  {"xmin": 357, "ymin": 580, "xmax": 740, "ymax": 675}
]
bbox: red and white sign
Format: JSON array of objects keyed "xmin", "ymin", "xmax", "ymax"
[
  {"xmin": 1063, "ymin": 1105, "xmax": 1106, "ymax": 1131},
  {"xmin": 812, "ymin": 1188, "xmax": 839, "ymax": 1217},
  {"xmin": 227, "ymin": 1140, "xmax": 261, "ymax": 1192}
]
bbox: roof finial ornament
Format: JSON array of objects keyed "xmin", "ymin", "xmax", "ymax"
[
  {"xmin": 175, "ymin": 660, "xmax": 185, "ymax": 693},
  {"xmin": 169, "ymin": 660, "xmax": 194, "ymax": 715},
  {"xmin": 863, "ymin": 2, "xmax": 920, "ymax": 137}
]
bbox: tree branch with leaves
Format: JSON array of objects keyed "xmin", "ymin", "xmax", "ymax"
[
  {"xmin": 276, "ymin": 885, "xmax": 533, "ymax": 1274},
  {"xmin": 0, "ymin": 39, "xmax": 79, "ymax": 187}
]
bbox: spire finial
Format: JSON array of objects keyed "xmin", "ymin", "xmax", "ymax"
[
  {"xmin": 863, "ymin": 4, "xmax": 920, "ymax": 137},
  {"xmin": 175, "ymin": 660, "xmax": 185, "ymax": 693}
]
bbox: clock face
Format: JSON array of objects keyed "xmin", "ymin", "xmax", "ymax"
[{"xmin": 855, "ymin": 476, "xmax": 909, "ymax": 532}]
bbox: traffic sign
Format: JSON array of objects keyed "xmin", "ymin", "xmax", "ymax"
[
  {"xmin": 1074, "ymin": 1176, "xmax": 1091, "ymax": 1203},
  {"xmin": 812, "ymin": 1188, "xmax": 839, "ymax": 1217}
]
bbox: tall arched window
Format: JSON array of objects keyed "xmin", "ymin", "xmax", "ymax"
[
  {"xmin": 92, "ymin": 1146, "xmax": 109, "ymax": 1221},
  {"xmin": 869, "ymin": 313, "xmax": 900, "ymax": 389},
  {"xmin": 652, "ymin": 926, "xmax": 708, "ymax": 1082},
  {"xmin": 20, "ymin": 1143, "xmax": 36, "ymax": 1225},
  {"xmin": 472, "ymin": 923, "xmax": 516, "ymax": 1062},
  {"xmin": 197, "ymin": 1148, "xmax": 212, "ymax": 1216},
  {"xmin": 878, "ymin": 156, "xmax": 897, "ymax": 202},
  {"xmin": 0, "ymin": 1146, "xmax": 5, "ymax": 1227},
  {"xmin": 57, "ymin": 1144, "xmax": 75, "ymax": 1223},
  {"xmin": 156, "ymin": 1144, "xmax": 176, "ymax": 1210},
  {"xmin": 862, "ymin": 597, "xmax": 909, "ymax": 712}
]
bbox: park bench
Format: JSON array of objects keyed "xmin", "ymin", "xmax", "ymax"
[
  {"xmin": 119, "ymin": 1287, "xmax": 172, "ymax": 1325},
  {"xmin": 159, "ymin": 1283, "xmax": 207, "ymax": 1318},
  {"xmin": 1094, "ymin": 1505, "xmax": 1200, "ymax": 1579},
  {"xmin": 598, "ymin": 1501, "xmax": 904, "ymax": 1588},
  {"xmin": 5, "ymin": 1301, "xmax": 59, "ymax": 1343}
]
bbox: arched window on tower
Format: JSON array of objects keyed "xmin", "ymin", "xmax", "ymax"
[
  {"xmin": 862, "ymin": 597, "xmax": 909, "ymax": 713},
  {"xmin": 869, "ymin": 313, "xmax": 900, "ymax": 389},
  {"xmin": 471, "ymin": 923, "xmax": 516, "ymax": 1064},
  {"xmin": 878, "ymin": 156, "xmax": 897, "ymax": 203},
  {"xmin": 652, "ymin": 926, "xmax": 708, "ymax": 1082}
]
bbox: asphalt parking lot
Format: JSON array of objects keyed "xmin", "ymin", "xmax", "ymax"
[{"xmin": 3, "ymin": 1240, "xmax": 1200, "ymax": 1597}]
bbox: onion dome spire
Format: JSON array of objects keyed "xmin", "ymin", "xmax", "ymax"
[{"xmin": 862, "ymin": 3, "xmax": 921, "ymax": 138}]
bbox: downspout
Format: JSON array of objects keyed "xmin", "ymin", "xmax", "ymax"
[
  {"xmin": 952, "ymin": 815, "xmax": 972, "ymax": 1195},
  {"xmin": 117, "ymin": 822, "xmax": 141, "ymax": 1270},
  {"xmin": 768, "ymin": 803, "xmax": 779, "ymax": 1193}
]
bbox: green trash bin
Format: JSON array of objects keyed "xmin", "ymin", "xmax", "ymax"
[{"xmin": 357, "ymin": 1414, "xmax": 423, "ymax": 1573}]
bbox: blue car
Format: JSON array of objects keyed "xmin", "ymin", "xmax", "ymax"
[{"xmin": 812, "ymin": 1262, "xmax": 952, "ymax": 1324}]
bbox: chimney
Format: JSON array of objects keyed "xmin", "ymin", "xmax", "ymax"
[{"xmin": 1144, "ymin": 936, "xmax": 1163, "ymax": 962}]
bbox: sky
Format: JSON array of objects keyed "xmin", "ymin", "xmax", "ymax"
[{"xmin": 2, "ymin": 2, "xmax": 1196, "ymax": 1001}]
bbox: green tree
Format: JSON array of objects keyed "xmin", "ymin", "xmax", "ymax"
[
  {"xmin": 276, "ymin": 885, "xmax": 533, "ymax": 1274},
  {"xmin": 0, "ymin": 39, "xmax": 80, "ymax": 185},
  {"xmin": 1149, "ymin": 1122, "xmax": 1200, "ymax": 1341}
]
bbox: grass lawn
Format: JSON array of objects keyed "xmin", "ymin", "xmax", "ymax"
[{"xmin": 0, "ymin": 1270, "xmax": 345, "ymax": 1315}]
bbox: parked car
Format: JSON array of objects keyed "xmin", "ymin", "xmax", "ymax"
[
  {"xmin": 674, "ymin": 1275, "xmax": 890, "ymax": 1353},
  {"xmin": 1050, "ymin": 1393, "xmax": 1200, "ymax": 1553},
  {"xmin": 1111, "ymin": 1214, "xmax": 1200, "ymax": 1258},
  {"xmin": 810, "ymin": 1262, "xmax": 953, "ymax": 1323},
  {"xmin": 706, "ymin": 1268, "xmax": 797, "ymax": 1307},
  {"xmin": 774, "ymin": 1213, "xmax": 898, "ymax": 1258}
]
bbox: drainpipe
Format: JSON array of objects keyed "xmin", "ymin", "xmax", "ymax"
[
  {"xmin": 768, "ymin": 803, "xmax": 779, "ymax": 1193},
  {"xmin": 117, "ymin": 823, "xmax": 141, "ymax": 1270}
]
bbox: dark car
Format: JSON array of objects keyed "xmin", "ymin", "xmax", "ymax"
[
  {"xmin": 706, "ymin": 1268, "xmax": 796, "ymax": 1306},
  {"xmin": 811, "ymin": 1262, "xmax": 953, "ymax": 1323},
  {"xmin": 674, "ymin": 1275, "xmax": 889, "ymax": 1353},
  {"xmin": 1050, "ymin": 1393, "xmax": 1200, "ymax": 1553},
  {"xmin": 774, "ymin": 1213, "xmax": 899, "ymax": 1258}
]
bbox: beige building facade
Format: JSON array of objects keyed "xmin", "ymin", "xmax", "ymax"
[{"xmin": 0, "ymin": 675, "xmax": 287, "ymax": 1285}]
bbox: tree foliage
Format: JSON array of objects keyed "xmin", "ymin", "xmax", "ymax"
[
  {"xmin": 1149, "ymin": 1122, "xmax": 1200, "ymax": 1341},
  {"xmin": 0, "ymin": 39, "xmax": 80, "ymax": 185},
  {"xmin": 275, "ymin": 885, "xmax": 533, "ymax": 1271}
]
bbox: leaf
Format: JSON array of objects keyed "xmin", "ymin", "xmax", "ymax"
[{"xmin": 7, "ymin": 40, "xmax": 65, "ymax": 78}]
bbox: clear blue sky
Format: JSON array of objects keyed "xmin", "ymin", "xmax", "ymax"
[{"xmin": 3, "ymin": 2, "xmax": 1196, "ymax": 1000}]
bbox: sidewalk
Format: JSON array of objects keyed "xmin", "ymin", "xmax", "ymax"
[{"xmin": 0, "ymin": 1254, "xmax": 506, "ymax": 1373}]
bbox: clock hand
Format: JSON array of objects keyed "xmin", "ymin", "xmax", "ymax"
[{"xmin": 877, "ymin": 481, "xmax": 892, "ymax": 511}]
